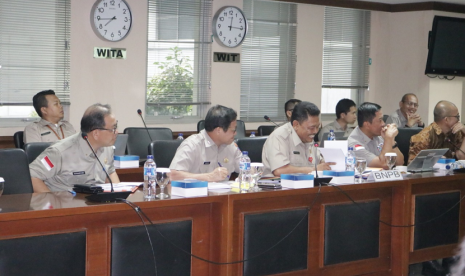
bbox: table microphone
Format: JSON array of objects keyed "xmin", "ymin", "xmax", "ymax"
[
  {"xmin": 80, "ymin": 132, "xmax": 131, "ymax": 202},
  {"xmin": 137, "ymin": 109, "xmax": 153, "ymax": 141},
  {"xmin": 313, "ymin": 143, "xmax": 332, "ymax": 186},
  {"xmin": 264, "ymin": 115, "xmax": 280, "ymax": 127},
  {"xmin": 445, "ymin": 138, "xmax": 465, "ymax": 156}
]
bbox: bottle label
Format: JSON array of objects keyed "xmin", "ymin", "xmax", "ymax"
[
  {"xmin": 144, "ymin": 168, "xmax": 155, "ymax": 176},
  {"xmin": 240, "ymin": 161, "xmax": 251, "ymax": 171}
]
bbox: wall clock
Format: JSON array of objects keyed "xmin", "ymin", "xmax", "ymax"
[
  {"xmin": 212, "ymin": 6, "xmax": 248, "ymax": 48},
  {"xmin": 91, "ymin": 0, "xmax": 132, "ymax": 42}
]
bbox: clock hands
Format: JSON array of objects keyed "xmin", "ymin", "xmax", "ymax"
[
  {"xmin": 104, "ymin": 16, "xmax": 117, "ymax": 26},
  {"xmin": 229, "ymin": 16, "xmax": 233, "ymax": 31}
]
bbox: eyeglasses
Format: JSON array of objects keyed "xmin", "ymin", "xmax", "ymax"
[
  {"xmin": 91, "ymin": 122, "xmax": 118, "ymax": 134},
  {"xmin": 403, "ymin": 101, "xmax": 419, "ymax": 108},
  {"xmin": 445, "ymin": 114, "xmax": 460, "ymax": 120},
  {"xmin": 228, "ymin": 127, "xmax": 237, "ymax": 133}
]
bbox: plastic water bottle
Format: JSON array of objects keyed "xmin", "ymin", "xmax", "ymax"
[
  {"xmin": 250, "ymin": 131, "xmax": 256, "ymax": 137},
  {"xmin": 345, "ymin": 147, "xmax": 355, "ymax": 171},
  {"xmin": 328, "ymin": 129, "xmax": 336, "ymax": 141},
  {"xmin": 177, "ymin": 133, "xmax": 184, "ymax": 140},
  {"xmin": 143, "ymin": 155, "xmax": 157, "ymax": 199},
  {"xmin": 239, "ymin": 151, "xmax": 251, "ymax": 191}
]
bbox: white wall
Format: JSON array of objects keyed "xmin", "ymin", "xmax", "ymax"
[{"xmin": 2, "ymin": 1, "xmax": 465, "ymax": 136}]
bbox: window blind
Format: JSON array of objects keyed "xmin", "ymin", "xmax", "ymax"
[
  {"xmin": 0, "ymin": 0, "xmax": 71, "ymax": 105},
  {"xmin": 240, "ymin": 0, "xmax": 297, "ymax": 122},
  {"xmin": 322, "ymin": 7, "xmax": 370, "ymax": 89},
  {"xmin": 146, "ymin": 0, "xmax": 212, "ymax": 120}
]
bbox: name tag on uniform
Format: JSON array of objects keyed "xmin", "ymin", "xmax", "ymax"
[
  {"xmin": 203, "ymin": 161, "xmax": 211, "ymax": 165},
  {"xmin": 41, "ymin": 131, "xmax": 51, "ymax": 136},
  {"xmin": 293, "ymin": 151, "xmax": 300, "ymax": 155},
  {"xmin": 73, "ymin": 171, "xmax": 85, "ymax": 175}
]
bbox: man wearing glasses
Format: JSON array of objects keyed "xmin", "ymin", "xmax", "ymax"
[
  {"xmin": 169, "ymin": 105, "xmax": 241, "ymax": 182},
  {"xmin": 29, "ymin": 103, "xmax": 120, "ymax": 192},
  {"xmin": 386, "ymin": 93, "xmax": 424, "ymax": 128},
  {"xmin": 408, "ymin": 100, "xmax": 465, "ymax": 164},
  {"xmin": 262, "ymin": 101, "xmax": 335, "ymax": 177}
]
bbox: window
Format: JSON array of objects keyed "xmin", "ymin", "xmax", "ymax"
[
  {"xmin": 146, "ymin": 0, "xmax": 212, "ymax": 123},
  {"xmin": 240, "ymin": 0, "xmax": 297, "ymax": 122},
  {"xmin": 0, "ymin": 0, "xmax": 70, "ymax": 125},
  {"xmin": 321, "ymin": 7, "xmax": 370, "ymax": 114}
]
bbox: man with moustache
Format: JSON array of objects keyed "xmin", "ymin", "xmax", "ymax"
[
  {"xmin": 169, "ymin": 105, "xmax": 241, "ymax": 182},
  {"xmin": 29, "ymin": 103, "xmax": 119, "ymax": 192},
  {"xmin": 262, "ymin": 101, "xmax": 335, "ymax": 177},
  {"xmin": 24, "ymin": 90, "xmax": 76, "ymax": 143},
  {"xmin": 318, "ymin": 98, "xmax": 357, "ymax": 147},
  {"xmin": 386, "ymin": 93, "xmax": 424, "ymax": 128},
  {"xmin": 348, "ymin": 102, "xmax": 404, "ymax": 168}
]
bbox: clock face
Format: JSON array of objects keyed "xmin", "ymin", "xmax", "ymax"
[
  {"xmin": 91, "ymin": 0, "xmax": 132, "ymax": 42},
  {"xmin": 213, "ymin": 6, "xmax": 248, "ymax": 48}
]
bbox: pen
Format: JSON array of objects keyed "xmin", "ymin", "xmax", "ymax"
[
  {"xmin": 68, "ymin": 189, "xmax": 76, "ymax": 196},
  {"xmin": 218, "ymin": 162, "xmax": 230, "ymax": 179}
]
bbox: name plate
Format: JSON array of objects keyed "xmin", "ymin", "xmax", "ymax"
[{"xmin": 367, "ymin": 170, "xmax": 403, "ymax": 182}]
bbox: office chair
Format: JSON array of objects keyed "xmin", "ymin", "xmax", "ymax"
[
  {"xmin": 236, "ymin": 136, "xmax": 268, "ymax": 163},
  {"xmin": 257, "ymin": 125, "xmax": 275, "ymax": 136},
  {"xmin": 0, "ymin": 148, "xmax": 34, "ymax": 194},
  {"xmin": 123, "ymin": 127, "xmax": 173, "ymax": 161},
  {"xmin": 148, "ymin": 140, "xmax": 183, "ymax": 168},
  {"xmin": 197, "ymin": 119, "xmax": 247, "ymax": 139},
  {"xmin": 24, "ymin": 142, "xmax": 52, "ymax": 164},
  {"xmin": 14, "ymin": 131, "xmax": 24, "ymax": 149},
  {"xmin": 383, "ymin": 114, "xmax": 389, "ymax": 122},
  {"xmin": 395, "ymin": 127, "xmax": 422, "ymax": 165}
]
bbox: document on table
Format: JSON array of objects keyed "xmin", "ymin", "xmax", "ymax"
[
  {"xmin": 318, "ymin": 148, "xmax": 346, "ymax": 171},
  {"xmin": 208, "ymin": 181, "xmax": 233, "ymax": 190},
  {"xmin": 99, "ymin": 182, "xmax": 142, "ymax": 192}
]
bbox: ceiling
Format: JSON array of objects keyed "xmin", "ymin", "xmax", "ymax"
[{"xmin": 358, "ymin": 0, "xmax": 465, "ymax": 4}]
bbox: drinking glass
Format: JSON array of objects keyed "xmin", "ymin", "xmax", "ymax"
[
  {"xmin": 385, "ymin": 153, "xmax": 397, "ymax": 170},
  {"xmin": 155, "ymin": 168, "xmax": 170, "ymax": 199},
  {"xmin": 355, "ymin": 158, "xmax": 367, "ymax": 183},
  {"xmin": 249, "ymin": 163, "xmax": 264, "ymax": 191}
]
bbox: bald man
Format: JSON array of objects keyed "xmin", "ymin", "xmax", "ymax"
[{"xmin": 408, "ymin": 100, "xmax": 465, "ymax": 163}]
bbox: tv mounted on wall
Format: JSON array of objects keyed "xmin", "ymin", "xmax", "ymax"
[{"xmin": 425, "ymin": 16, "xmax": 465, "ymax": 77}]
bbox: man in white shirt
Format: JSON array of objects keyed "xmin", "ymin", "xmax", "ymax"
[{"xmin": 386, "ymin": 93, "xmax": 424, "ymax": 128}]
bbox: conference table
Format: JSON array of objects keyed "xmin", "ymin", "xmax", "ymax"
[{"xmin": 0, "ymin": 171, "xmax": 464, "ymax": 276}]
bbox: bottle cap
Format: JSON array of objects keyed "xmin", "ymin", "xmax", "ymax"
[
  {"xmin": 242, "ymin": 151, "xmax": 248, "ymax": 155},
  {"xmin": 147, "ymin": 155, "xmax": 154, "ymax": 159}
]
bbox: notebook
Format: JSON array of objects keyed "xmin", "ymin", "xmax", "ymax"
[
  {"xmin": 113, "ymin": 134, "xmax": 128, "ymax": 156},
  {"xmin": 407, "ymin": 148, "xmax": 449, "ymax": 172}
]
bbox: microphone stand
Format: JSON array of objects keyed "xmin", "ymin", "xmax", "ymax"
[
  {"xmin": 445, "ymin": 138, "xmax": 465, "ymax": 156},
  {"xmin": 264, "ymin": 115, "xmax": 280, "ymax": 127},
  {"xmin": 137, "ymin": 109, "xmax": 153, "ymax": 141},
  {"xmin": 81, "ymin": 132, "xmax": 131, "ymax": 202}
]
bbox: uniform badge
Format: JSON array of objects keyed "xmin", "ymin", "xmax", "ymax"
[
  {"xmin": 308, "ymin": 157, "xmax": 313, "ymax": 163},
  {"xmin": 224, "ymin": 158, "xmax": 229, "ymax": 163},
  {"xmin": 104, "ymin": 158, "xmax": 107, "ymax": 164}
]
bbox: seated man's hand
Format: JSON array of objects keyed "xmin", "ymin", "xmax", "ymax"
[
  {"xmin": 407, "ymin": 113, "xmax": 422, "ymax": 127},
  {"xmin": 209, "ymin": 167, "xmax": 229, "ymax": 182},
  {"xmin": 451, "ymin": 121, "xmax": 465, "ymax": 135},
  {"xmin": 317, "ymin": 162, "xmax": 336, "ymax": 171},
  {"xmin": 382, "ymin": 124, "xmax": 399, "ymax": 139}
]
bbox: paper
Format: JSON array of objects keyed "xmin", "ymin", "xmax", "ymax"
[
  {"xmin": 208, "ymin": 182, "xmax": 232, "ymax": 190},
  {"xmin": 324, "ymin": 140, "xmax": 349, "ymax": 156},
  {"xmin": 99, "ymin": 182, "xmax": 142, "ymax": 192},
  {"xmin": 318, "ymin": 148, "xmax": 346, "ymax": 171}
]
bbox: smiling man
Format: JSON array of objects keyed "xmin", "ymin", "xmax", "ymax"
[
  {"xmin": 169, "ymin": 105, "xmax": 241, "ymax": 182},
  {"xmin": 348, "ymin": 102, "xmax": 404, "ymax": 168},
  {"xmin": 29, "ymin": 103, "xmax": 120, "ymax": 192},
  {"xmin": 386, "ymin": 93, "xmax": 424, "ymax": 128},
  {"xmin": 24, "ymin": 90, "xmax": 76, "ymax": 143},
  {"xmin": 318, "ymin": 98, "xmax": 357, "ymax": 147},
  {"xmin": 262, "ymin": 101, "xmax": 335, "ymax": 177}
]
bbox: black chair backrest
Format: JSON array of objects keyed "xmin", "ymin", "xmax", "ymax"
[
  {"xmin": 383, "ymin": 114, "xmax": 389, "ymax": 122},
  {"xmin": 14, "ymin": 131, "xmax": 24, "ymax": 149},
  {"xmin": 148, "ymin": 140, "xmax": 183, "ymax": 168},
  {"xmin": 24, "ymin": 142, "xmax": 52, "ymax": 164},
  {"xmin": 0, "ymin": 148, "xmax": 34, "ymax": 194},
  {"xmin": 197, "ymin": 120, "xmax": 205, "ymax": 133},
  {"xmin": 236, "ymin": 136, "xmax": 268, "ymax": 163},
  {"xmin": 257, "ymin": 125, "xmax": 275, "ymax": 136},
  {"xmin": 123, "ymin": 127, "xmax": 173, "ymax": 161},
  {"xmin": 395, "ymin": 127, "xmax": 423, "ymax": 165},
  {"xmin": 197, "ymin": 119, "xmax": 246, "ymax": 139}
]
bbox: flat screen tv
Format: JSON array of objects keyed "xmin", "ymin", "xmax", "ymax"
[{"xmin": 425, "ymin": 16, "xmax": 465, "ymax": 77}]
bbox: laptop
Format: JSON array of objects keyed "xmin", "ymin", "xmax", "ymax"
[
  {"xmin": 319, "ymin": 131, "xmax": 346, "ymax": 147},
  {"xmin": 113, "ymin": 134, "xmax": 128, "ymax": 156},
  {"xmin": 407, "ymin": 148, "xmax": 449, "ymax": 172}
]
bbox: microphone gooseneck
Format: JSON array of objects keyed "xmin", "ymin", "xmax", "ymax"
[
  {"xmin": 445, "ymin": 138, "xmax": 465, "ymax": 156},
  {"xmin": 82, "ymin": 133, "xmax": 114, "ymax": 192},
  {"xmin": 137, "ymin": 109, "xmax": 153, "ymax": 141},
  {"xmin": 264, "ymin": 115, "xmax": 280, "ymax": 127},
  {"xmin": 314, "ymin": 143, "xmax": 319, "ymax": 179}
]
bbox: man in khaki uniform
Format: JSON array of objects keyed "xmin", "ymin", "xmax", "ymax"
[
  {"xmin": 29, "ymin": 103, "xmax": 120, "ymax": 192},
  {"xmin": 318, "ymin": 98, "xmax": 357, "ymax": 147},
  {"xmin": 262, "ymin": 101, "xmax": 334, "ymax": 177},
  {"xmin": 24, "ymin": 90, "xmax": 76, "ymax": 143},
  {"xmin": 170, "ymin": 105, "xmax": 241, "ymax": 182}
]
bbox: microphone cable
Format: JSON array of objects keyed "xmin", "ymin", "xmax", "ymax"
[{"xmin": 119, "ymin": 184, "xmax": 322, "ymax": 266}]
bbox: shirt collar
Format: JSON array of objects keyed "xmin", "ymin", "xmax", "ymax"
[
  {"xmin": 77, "ymin": 132, "xmax": 104, "ymax": 158},
  {"xmin": 431, "ymin": 122, "xmax": 444, "ymax": 136},
  {"xmin": 355, "ymin": 126, "xmax": 373, "ymax": 144},
  {"xmin": 201, "ymin": 129, "xmax": 228, "ymax": 150},
  {"xmin": 288, "ymin": 122, "xmax": 308, "ymax": 147},
  {"xmin": 38, "ymin": 118, "xmax": 64, "ymax": 127}
]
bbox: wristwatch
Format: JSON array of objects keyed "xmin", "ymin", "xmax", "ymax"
[{"xmin": 392, "ymin": 142, "xmax": 398, "ymax": 149}]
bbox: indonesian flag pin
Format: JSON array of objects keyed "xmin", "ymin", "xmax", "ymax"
[{"xmin": 308, "ymin": 157, "xmax": 313, "ymax": 163}]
